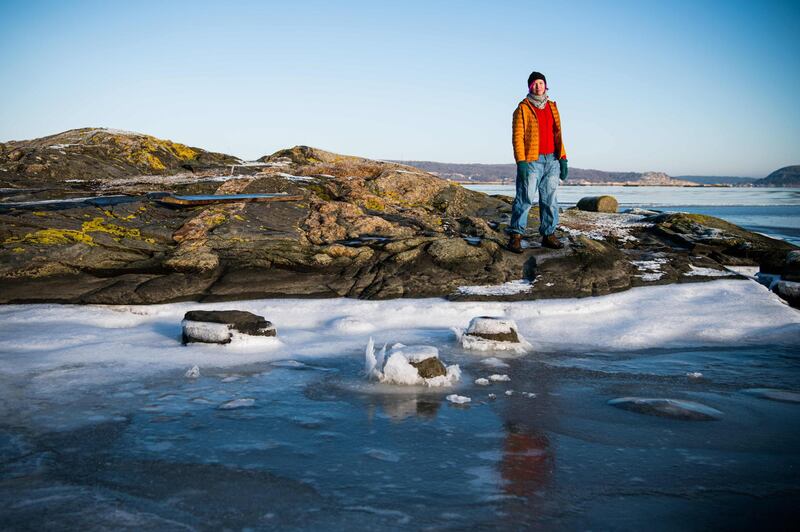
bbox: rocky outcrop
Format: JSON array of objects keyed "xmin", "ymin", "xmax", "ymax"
[
  {"xmin": 0, "ymin": 128, "xmax": 240, "ymax": 188},
  {"xmin": 0, "ymin": 129, "xmax": 797, "ymax": 305}
]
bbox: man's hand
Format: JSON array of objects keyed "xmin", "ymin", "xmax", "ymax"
[{"xmin": 559, "ymin": 158, "xmax": 568, "ymax": 181}]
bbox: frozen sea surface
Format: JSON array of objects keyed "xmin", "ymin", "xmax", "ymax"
[{"xmin": 1, "ymin": 280, "xmax": 799, "ymax": 530}]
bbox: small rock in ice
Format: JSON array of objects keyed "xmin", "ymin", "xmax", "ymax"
[
  {"xmin": 185, "ymin": 365, "xmax": 200, "ymax": 378},
  {"xmin": 608, "ymin": 397, "xmax": 722, "ymax": 421},
  {"xmin": 475, "ymin": 378, "xmax": 490, "ymax": 386},
  {"xmin": 742, "ymin": 388, "xmax": 800, "ymax": 404},
  {"xmin": 489, "ymin": 374, "xmax": 511, "ymax": 382},
  {"xmin": 218, "ymin": 398, "xmax": 256, "ymax": 410},
  {"xmin": 458, "ymin": 317, "xmax": 531, "ymax": 353},
  {"xmin": 505, "ymin": 390, "xmax": 514, "ymax": 396},
  {"xmin": 465, "ymin": 317, "xmax": 520, "ymax": 342},
  {"xmin": 364, "ymin": 338, "xmax": 459, "ymax": 387},
  {"xmin": 446, "ymin": 394, "xmax": 471, "ymax": 404},
  {"xmin": 181, "ymin": 310, "xmax": 276, "ymax": 345}
]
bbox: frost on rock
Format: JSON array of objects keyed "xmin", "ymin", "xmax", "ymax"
[
  {"xmin": 185, "ymin": 365, "xmax": 200, "ymax": 379},
  {"xmin": 364, "ymin": 338, "xmax": 460, "ymax": 387},
  {"xmin": 181, "ymin": 320, "xmax": 231, "ymax": 344},
  {"xmin": 456, "ymin": 279, "xmax": 533, "ymax": 296},
  {"xmin": 446, "ymin": 394, "xmax": 471, "ymax": 404},
  {"xmin": 181, "ymin": 310, "xmax": 277, "ymax": 345},
  {"xmin": 560, "ymin": 211, "xmax": 652, "ymax": 243},
  {"xmin": 684, "ymin": 265, "xmax": 735, "ymax": 277},
  {"xmin": 631, "ymin": 256, "xmax": 669, "ymax": 282},
  {"xmin": 458, "ymin": 317, "xmax": 531, "ymax": 354}
]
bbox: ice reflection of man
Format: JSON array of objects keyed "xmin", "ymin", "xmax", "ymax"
[{"xmin": 499, "ymin": 421, "xmax": 553, "ymax": 497}]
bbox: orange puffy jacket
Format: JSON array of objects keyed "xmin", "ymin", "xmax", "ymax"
[{"xmin": 512, "ymin": 99, "xmax": 567, "ymax": 163}]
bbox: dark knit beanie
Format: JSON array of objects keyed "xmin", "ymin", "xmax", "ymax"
[{"xmin": 527, "ymin": 71, "xmax": 547, "ymax": 88}]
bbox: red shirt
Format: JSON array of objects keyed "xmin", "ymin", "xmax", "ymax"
[{"xmin": 533, "ymin": 103, "xmax": 555, "ymax": 156}]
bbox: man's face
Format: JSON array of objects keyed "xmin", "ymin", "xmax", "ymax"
[{"xmin": 531, "ymin": 79, "xmax": 546, "ymax": 95}]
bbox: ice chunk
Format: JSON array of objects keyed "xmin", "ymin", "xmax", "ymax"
[
  {"xmin": 480, "ymin": 357, "xmax": 510, "ymax": 369},
  {"xmin": 608, "ymin": 397, "xmax": 722, "ymax": 420},
  {"xmin": 446, "ymin": 394, "xmax": 471, "ymax": 404},
  {"xmin": 185, "ymin": 365, "xmax": 200, "ymax": 378},
  {"xmin": 218, "ymin": 398, "xmax": 256, "ymax": 410},
  {"xmin": 365, "ymin": 337, "xmax": 378, "ymax": 378},
  {"xmin": 488, "ymin": 374, "xmax": 510, "ymax": 382},
  {"xmin": 742, "ymin": 388, "xmax": 800, "ymax": 404},
  {"xmin": 475, "ymin": 378, "xmax": 490, "ymax": 386},
  {"xmin": 686, "ymin": 372, "xmax": 703, "ymax": 380}
]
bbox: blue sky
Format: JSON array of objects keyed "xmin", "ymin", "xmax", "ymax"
[{"xmin": 1, "ymin": 0, "xmax": 798, "ymax": 176}]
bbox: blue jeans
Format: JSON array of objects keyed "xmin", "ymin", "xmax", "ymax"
[{"xmin": 508, "ymin": 153, "xmax": 560, "ymax": 236}]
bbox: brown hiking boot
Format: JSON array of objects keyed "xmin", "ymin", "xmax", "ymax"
[
  {"xmin": 506, "ymin": 233, "xmax": 523, "ymax": 254},
  {"xmin": 541, "ymin": 233, "xmax": 564, "ymax": 249}
]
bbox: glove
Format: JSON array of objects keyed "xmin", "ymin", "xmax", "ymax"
[{"xmin": 559, "ymin": 158, "xmax": 568, "ymax": 181}]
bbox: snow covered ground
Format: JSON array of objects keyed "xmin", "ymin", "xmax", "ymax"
[
  {"xmin": 2, "ymin": 278, "xmax": 799, "ymax": 529},
  {"xmin": 1, "ymin": 280, "xmax": 796, "ymax": 382}
]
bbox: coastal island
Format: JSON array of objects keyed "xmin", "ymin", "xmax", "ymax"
[{"xmin": 1, "ymin": 128, "xmax": 797, "ymax": 307}]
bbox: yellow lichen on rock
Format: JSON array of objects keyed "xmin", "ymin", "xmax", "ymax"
[
  {"xmin": 81, "ymin": 217, "xmax": 156, "ymax": 244},
  {"xmin": 4, "ymin": 228, "xmax": 95, "ymax": 246},
  {"xmin": 165, "ymin": 141, "xmax": 198, "ymax": 160}
]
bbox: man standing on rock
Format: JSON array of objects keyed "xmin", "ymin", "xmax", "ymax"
[{"xmin": 507, "ymin": 71, "xmax": 568, "ymax": 252}]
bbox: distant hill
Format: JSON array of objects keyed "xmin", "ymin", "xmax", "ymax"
[
  {"xmin": 675, "ymin": 175, "xmax": 758, "ymax": 186},
  {"xmin": 753, "ymin": 166, "xmax": 800, "ymax": 187},
  {"xmin": 393, "ymin": 161, "xmax": 697, "ymax": 186}
]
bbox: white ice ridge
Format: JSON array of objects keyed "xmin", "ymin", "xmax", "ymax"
[
  {"xmin": 1, "ymin": 280, "xmax": 799, "ymax": 385},
  {"xmin": 364, "ymin": 339, "xmax": 461, "ymax": 387}
]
